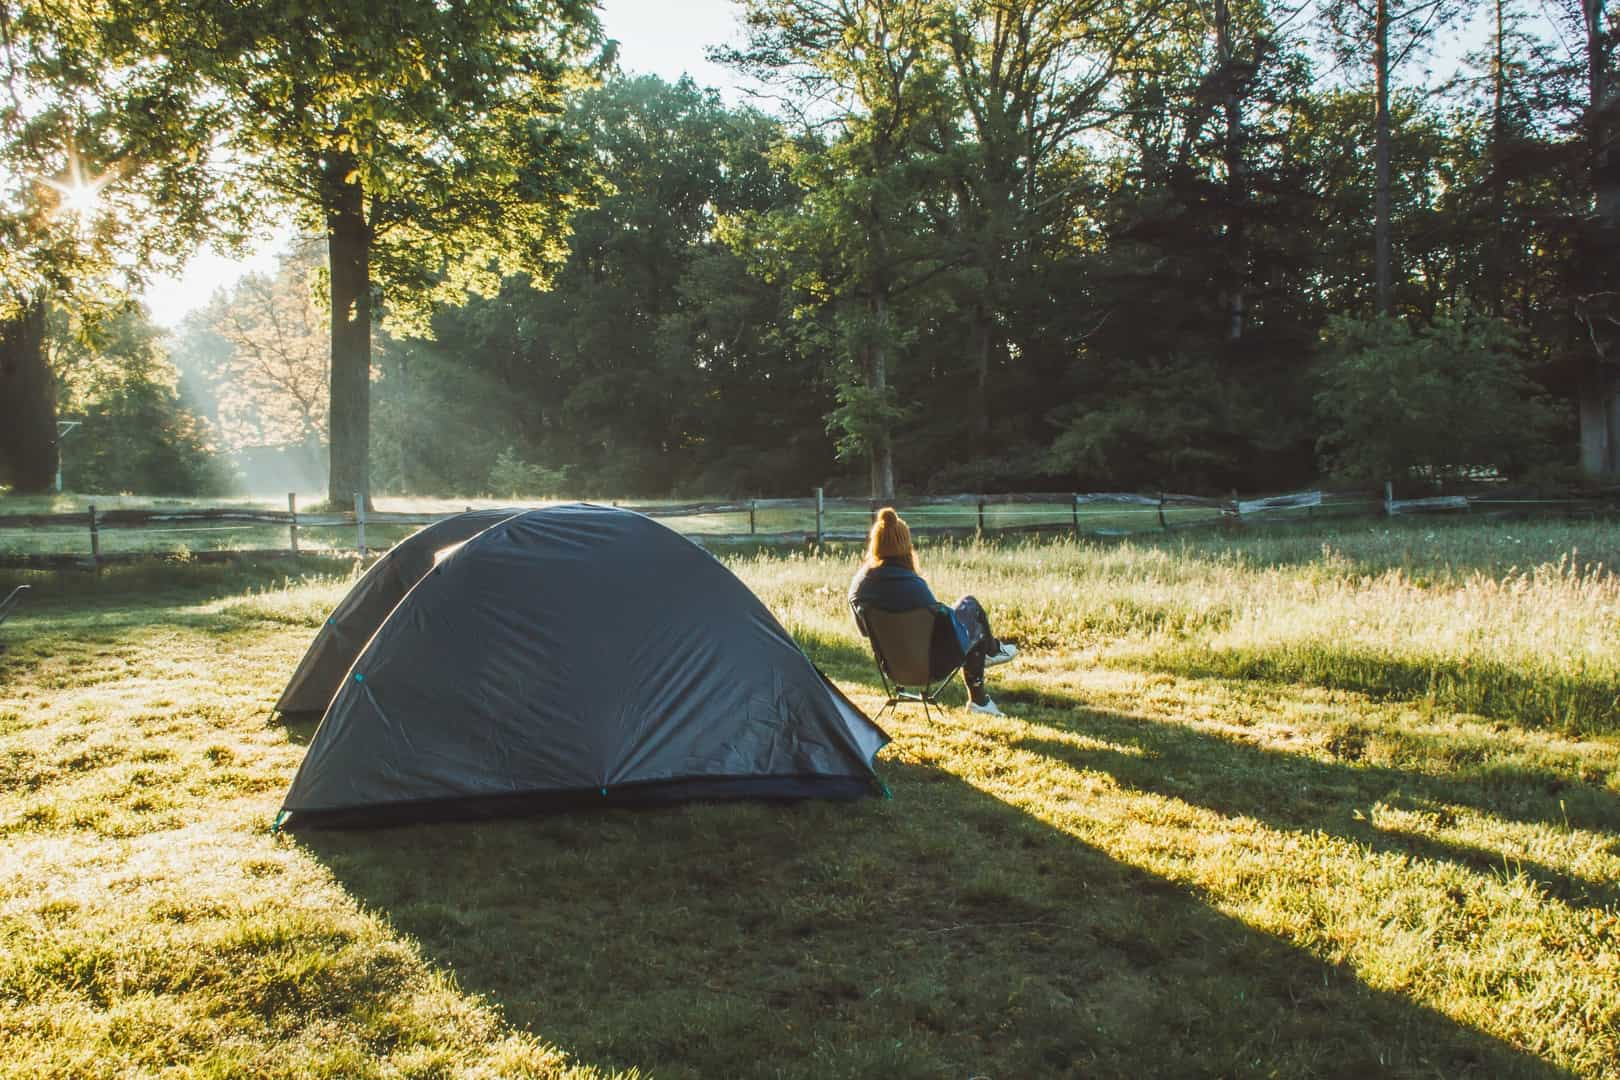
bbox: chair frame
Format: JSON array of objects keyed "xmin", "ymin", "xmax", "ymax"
[
  {"xmin": 850, "ymin": 599, "xmax": 965, "ymax": 724},
  {"xmin": 0, "ymin": 585, "xmax": 28, "ymax": 627}
]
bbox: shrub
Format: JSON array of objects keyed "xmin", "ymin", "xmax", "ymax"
[
  {"xmin": 1313, "ymin": 307, "xmax": 1563, "ymax": 486},
  {"xmin": 485, "ymin": 447, "xmax": 568, "ymax": 498}
]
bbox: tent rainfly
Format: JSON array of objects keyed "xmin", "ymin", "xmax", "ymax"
[
  {"xmin": 276, "ymin": 506, "xmax": 523, "ymax": 716},
  {"xmin": 277, "ymin": 504, "xmax": 889, "ymax": 827}
]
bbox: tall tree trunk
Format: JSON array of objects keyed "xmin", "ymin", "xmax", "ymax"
[
  {"xmin": 970, "ymin": 180, "xmax": 1013, "ymax": 457},
  {"xmin": 868, "ymin": 292, "xmax": 896, "ymax": 500},
  {"xmin": 1374, "ymin": 0, "xmax": 1394, "ymax": 317},
  {"xmin": 1214, "ymin": 0, "xmax": 1248, "ymax": 341},
  {"xmin": 302, "ymin": 425, "xmax": 326, "ymax": 491},
  {"xmin": 970, "ymin": 301, "xmax": 992, "ymax": 454},
  {"xmin": 1579, "ymin": 380, "xmax": 1615, "ymax": 473},
  {"xmin": 1577, "ymin": 0, "xmax": 1619, "ymax": 475},
  {"xmin": 1592, "ymin": 0, "xmax": 1619, "ymax": 227},
  {"xmin": 0, "ymin": 300, "xmax": 56, "ymax": 493},
  {"xmin": 324, "ymin": 152, "xmax": 373, "ymax": 507},
  {"xmin": 395, "ymin": 352, "xmax": 413, "ymax": 494},
  {"xmin": 1489, "ymin": 0, "xmax": 1508, "ymax": 315}
]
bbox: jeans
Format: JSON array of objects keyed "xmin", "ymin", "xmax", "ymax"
[{"xmin": 952, "ymin": 595, "xmax": 1002, "ymax": 704}]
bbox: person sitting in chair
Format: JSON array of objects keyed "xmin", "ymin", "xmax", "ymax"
[{"xmin": 848, "ymin": 507, "xmax": 1017, "ymax": 716}]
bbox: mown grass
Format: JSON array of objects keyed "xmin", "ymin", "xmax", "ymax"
[{"xmin": 1, "ymin": 518, "xmax": 1617, "ymax": 1077}]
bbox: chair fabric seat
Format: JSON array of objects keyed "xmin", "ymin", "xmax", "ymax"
[{"xmin": 852, "ymin": 600, "xmax": 965, "ymax": 721}]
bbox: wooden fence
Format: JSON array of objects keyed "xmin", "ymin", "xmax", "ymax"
[{"xmin": 1, "ymin": 485, "xmax": 1616, "ymax": 571}]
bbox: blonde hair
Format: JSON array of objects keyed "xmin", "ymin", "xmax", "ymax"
[{"xmin": 864, "ymin": 507, "xmax": 918, "ymax": 571}]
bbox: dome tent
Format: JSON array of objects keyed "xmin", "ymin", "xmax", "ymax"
[
  {"xmin": 276, "ymin": 506, "xmax": 523, "ymax": 716},
  {"xmin": 278, "ymin": 504, "xmax": 889, "ymax": 827}
]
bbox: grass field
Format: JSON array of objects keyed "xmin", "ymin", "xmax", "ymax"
[{"xmin": 1, "ymin": 519, "xmax": 1617, "ymax": 1077}]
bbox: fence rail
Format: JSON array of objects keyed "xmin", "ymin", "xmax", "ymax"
[{"xmin": 2, "ymin": 484, "xmax": 1617, "ymax": 571}]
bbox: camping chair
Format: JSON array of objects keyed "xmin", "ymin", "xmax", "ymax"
[
  {"xmin": 850, "ymin": 599, "xmax": 965, "ymax": 723},
  {"xmin": 0, "ymin": 586, "xmax": 28, "ymax": 652}
]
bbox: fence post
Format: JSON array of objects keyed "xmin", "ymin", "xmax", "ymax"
[
  {"xmin": 88, "ymin": 503, "xmax": 100, "ymax": 569},
  {"xmin": 1383, "ymin": 481, "xmax": 1394, "ymax": 516},
  {"xmin": 1071, "ymin": 495, "xmax": 1080, "ymax": 539},
  {"xmin": 977, "ymin": 496, "xmax": 986, "ymax": 538},
  {"xmin": 749, "ymin": 499, "xmax": 757, "ymax": 536},
  {"xmin": 815, "ymin": 487, "xmax": 824, "ymax": 546},
  {"xmin": 354, "ymin": 492, "xmax": 367, "ymax": 558},
  {"xmin": 1157, "ymin": 493, "xmax": 1168, "ymax": 531},
  {"xmin": 287, "ymin": 493, "xmax": 299, "ymax": 557}
]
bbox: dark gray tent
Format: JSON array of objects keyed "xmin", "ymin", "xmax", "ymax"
[
  {"xmin": 276, "ymin": 507, "xmax": 521, "ymax": 715},
  {"xmin": 278, "ymin": 503, "xmax": 888, "ymax": 827}
]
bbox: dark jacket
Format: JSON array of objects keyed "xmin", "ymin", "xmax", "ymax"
[
  {"xmin": 849, "ymin": 559, "xmax": 973, "ymax": 656},
  {"xmin": 848, "ymin": 558, "xmax": 938, "ymax": 613}
]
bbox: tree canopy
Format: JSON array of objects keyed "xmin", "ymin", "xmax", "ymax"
[
  {"xmin": 7, "ymin": 1, "xmax": 1619, "ymax": 500},
  {"xmin": 86, "ymin": 0, "xmax": 608, "ymax": 504},
  {"xmin": 0, "ymin": 0, "xmax": 239, "ymax": 490}
]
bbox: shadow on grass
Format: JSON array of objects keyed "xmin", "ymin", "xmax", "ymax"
[
  {"xmin": 998, "ymin": 685, "xmax": 1620, "ymax": 915},
  {"xmin": 298, "ymin": 753, "xmax": 1569, "ymax": 1079},
  {"xmin": 1136, "ymin": 643, "xmax": 1620, "ymax": 737}
]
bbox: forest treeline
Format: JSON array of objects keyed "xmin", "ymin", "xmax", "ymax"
[{"xmin": 6, "ymin": 0, "xmax": 1618, "ymax": 500}]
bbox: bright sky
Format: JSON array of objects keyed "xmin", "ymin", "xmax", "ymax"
[{"xmin": 142, "ymin": 0, "xmax": 747, "ymax": 327}]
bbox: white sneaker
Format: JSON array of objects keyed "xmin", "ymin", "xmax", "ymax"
[
  {"xmin": 984, "ymin": 642, "xmax": 1018, "ymax": 668},
  {"xmin": 968, "ymin": 698, "xmax": 1005, "ymax": 716}
]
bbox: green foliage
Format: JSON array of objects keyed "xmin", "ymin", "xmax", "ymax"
[
  {"xmin": 486, "ymin": 448, "xmax": 567, "ymax": 499},
  {"xmin": 827, "ymin": 381, "xmax": 911, "ymax": 463},
  {"xmin": 0, "ymin": 0, "xmax": 248, "ymax": 491},
  {"xmin": 160, "ymin": 0, "xmax": 608, "ymax": 324},
  {"xmin": 0, "ymin": 0, "xmax": 240, "ymax": 314},
  {"xmin": 64, "ymin": 380, "xmax": 230, "ymax": 497},
  {"xmin": 12, "ymin": 0, "xmax": 1611, "ymax": 499},
  {"xmin": 51, "ymin": 307, "xmax": 229, "ymax": 496},
  {"xmin": 373, "ymin": 75, "xmax": 835, "ymax": 498},
  {"xmin": 1046, "ymin": 353, "xmax": 1244, "ymax": 489},
  {"xmin": 1314, "ymin": 307, "xmax": 1563, "ymax": 485}
]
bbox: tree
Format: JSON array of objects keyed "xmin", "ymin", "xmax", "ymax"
[
  {"xmin": 1314, "ymin": 306, "xmax": 1561, "ymax": 484},
  {"xmin": 1320, "ymin": 0, "xmax": 1466, "ymax": 315},
  {"xmin": 0, "ymin": 303, "xmax": 51, "ymax": 491},
  {"xmin": 170, "ymin": 242, "xmax": 331, "ymax": 480},
  {"xmin": 1040, "ymin": 0, "xmax": 1330, "ymax": 491},
  {"xmin": 0, "ymin": 0, "xmax": 233, "ymax": 491},
  {"xmin": 938, "ymin": 0, "xmax": 1173, "ymax": 451},
  {"xmin": 719, "ymin": 0, "xmax": 962, "ymax": 498},
  {"xmin": 151, "ymin": 0, "xmax": 606, "ymax": 505},
  {"xmin": 50, "ymin": 306, "xmax": 227, "ymax": 495},
  {"xmin": 377, "ymin": 75, "xmax": 831, "ymax": 498},
  {"xmin": 1571, "ymin": 0, "xmax": 1620, "ymax": 473},
  {"xmin": 1481, "ymin": 0, "xmax": 1620, "ymax": 476}
]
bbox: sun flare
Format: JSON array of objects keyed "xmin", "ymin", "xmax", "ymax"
[
  {"xmin": 56, "ymin": 178, "xmax": 104, "ymax": 218},
  {"xmin": 40, "ymin": 152, "xmax": 111, "ymax": 222}
]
